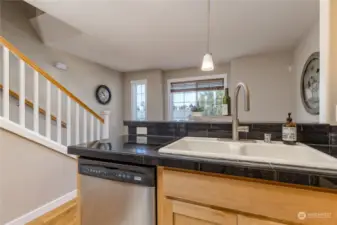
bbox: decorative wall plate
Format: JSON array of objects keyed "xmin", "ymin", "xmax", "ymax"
[{"xmin": 301, "ymin": 52, "xmax": 319, "ymax": 115}]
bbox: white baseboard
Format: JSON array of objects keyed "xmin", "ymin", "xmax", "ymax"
[
  {"xmin": 5, "ymin": 190, "xmax": 77, "ymax": 225},
  {"xmin": 0, "ymin": 117, "xmax": 75, "ymax": 159}
]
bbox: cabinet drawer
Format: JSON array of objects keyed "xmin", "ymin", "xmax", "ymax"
[
  {"xmin": 161, "ymin": 168, "xmax": 337, "ymax": 225},
  {"xmin": 165, "ymin": 199, "xmax": 237, "ymax": 225},
  {"xmin": 238, "ymin": 215, "xmax": 288, "ymax": 225}
]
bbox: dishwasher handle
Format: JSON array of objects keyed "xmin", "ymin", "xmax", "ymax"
[{"xmin": 78, "ymin": 158, "xmax": 156, "ymax": 187}]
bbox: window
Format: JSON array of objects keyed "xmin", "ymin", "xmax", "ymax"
[
  {"xmin": 169, "ymin": 75, "xmax": 226, "ymax": 120},
  {"xmin": 131, "ymin": 80, "xmax": 147, "ymax": 121}
]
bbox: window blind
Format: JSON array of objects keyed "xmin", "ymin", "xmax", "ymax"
[{"xmin": 170, "ymin": 79, "xmax": 224, "ymax": 93}]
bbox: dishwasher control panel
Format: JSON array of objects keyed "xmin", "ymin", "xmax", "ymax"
[
  {"xmin": 81, "ymin": 165, "xmax": 142, "ymax": 181},
  {"xmin": 79, "ymin": 161, "xmax": 155, "ymax": 187}
]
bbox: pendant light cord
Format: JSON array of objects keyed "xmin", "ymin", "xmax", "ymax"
[{"xmin": 207, "ymin": 0, "xmax": 211, "ymax": 53}]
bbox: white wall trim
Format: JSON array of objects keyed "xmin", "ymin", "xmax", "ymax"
[
  {"xmin": 130, "ymin": 79, "xmax": 147, "ymax": 120},
  {"xmin": 166, "ymin": 74, "xmax": 227, "ymax": 120},
  {"xmin": 0, "ymin": 117, "xmax": 76, "ymax": 159},
  {"xmin": 5, "ymin": 190, "xmax": 77, "ymax": 225}
]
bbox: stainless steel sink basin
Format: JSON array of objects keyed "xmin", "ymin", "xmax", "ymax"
[{"xmin": 159, "ymin": 137, "xmax": 337, "ymax": 170}]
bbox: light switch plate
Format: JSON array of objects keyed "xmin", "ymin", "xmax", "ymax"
[
  {"xmin": 136, "ymin": 127, "xmax": 147, "ymax": 135},
  {"xmin": 238, "ymin": 126, "xmax": 249, "ymax": 133},
  {"xmin": 137, "ymin": 136, "xmax": 147, "ymax": 144}
]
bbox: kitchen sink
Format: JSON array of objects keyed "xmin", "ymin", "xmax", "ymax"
[{"xmin": 159, "ymin": 137, "xmax": 337, "ymax": 170}]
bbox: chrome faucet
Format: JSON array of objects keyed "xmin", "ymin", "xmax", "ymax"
[{"xmin": 232, "ymin": 82, "xmax": 250, "ymax": 141}]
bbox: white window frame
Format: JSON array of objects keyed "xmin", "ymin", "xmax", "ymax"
[
  {"xmin": 131, "ymin": 79, "xmax": 147, "ymax": 120},
  {"xmin": 167, "ymin": 74, "xmax": 227, "ymax": 120}
]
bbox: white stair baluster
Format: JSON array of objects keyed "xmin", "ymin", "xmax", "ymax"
[
  {"xmin": 75, "ymin": 103, "xmax": 80, "ymax": 144},
  {"xmin": 19, "ymin": 60, "xmax": 25, "ymax": 126},
  {"xmin": 57, "ymin": 89, "xmax": 62, "ymax": 144},
  {"xmin": 90, "ymin": 115, "xmax": 94, "ymax": 141},
  {"xmin": 96, "ymin": 120, "xmax": 101, "ymax": 140},
  {"xmin": 83, "ymin": 110, "xmax": 87, "ymax": 143},
  {"xmin": 67, "ymin": 96, "xmax": 72, "ymax": 146},
  {"xmin": 2, "ymin": 47, "xmax": 9, "ymax": 119},
  {"xmin": 46, "ymin": 80, "xmax": 51, "ymax": 139},
  {"xmin": 34, "ymin": 71, "xmax": 39, "ymax": 132}
]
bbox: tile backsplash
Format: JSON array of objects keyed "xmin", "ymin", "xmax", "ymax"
[{"xmin": 124, "ymin": 121, "xmax": 337, "ymax": 146}]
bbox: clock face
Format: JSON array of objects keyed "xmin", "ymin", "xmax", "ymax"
[
  {"xmin": 96, "ymin": 85, "xmax": 111, "ymax": 105},
  {"xmin": 301, "ymin": 52, "xmax": 319, "ymax": 115}
]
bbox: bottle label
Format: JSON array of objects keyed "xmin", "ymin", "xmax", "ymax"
[
  {"xmin": 222, "ymin": 104, "xmax": 228, "ymax": 116},
  {"xmin": 282, "ymin": 127, "xmax": 297, "ymax": 141}
]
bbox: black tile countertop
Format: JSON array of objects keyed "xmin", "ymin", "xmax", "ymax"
[{"xmin": 68, "ymin": 135, "xmax": 337, "ymax": 190}]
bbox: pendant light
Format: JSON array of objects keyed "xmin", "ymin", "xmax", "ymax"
[{"xmin": 201, "ymin": 0, "xmax": 214, "ymax": 71}]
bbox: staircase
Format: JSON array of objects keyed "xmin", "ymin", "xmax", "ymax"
[
  {"xmin": 0, "ymin": 36, "xmax": 110, "ymax": 152},
  {"xmin": 0, "ymin": 37, "xmax": 108, "ymax": 225}
]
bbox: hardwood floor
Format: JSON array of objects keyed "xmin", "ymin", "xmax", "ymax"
[{"xmin": 27, "ymin": 199, "xmax": 78, "ymax": 225}]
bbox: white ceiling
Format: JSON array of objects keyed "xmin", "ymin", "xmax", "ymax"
[{"xmin": 25, "ymin": 0, "xmax": 319, "ymax": 72}]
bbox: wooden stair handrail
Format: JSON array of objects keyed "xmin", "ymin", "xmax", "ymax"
[
  {"xmin": 0, "ymin": 84, "xmax": 67, "ymax": 128},
  {"xmin": 0, "ymin": 36, "xmax": 104, "ymax": 123}
]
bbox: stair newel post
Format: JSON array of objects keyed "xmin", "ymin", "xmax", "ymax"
[
  {"xmin": 101, "ymin": 111, "xmax": 110, "ymax": 140},
  {"xmin": 96, "ymin": 118, "xmax": 101, "ymax": 141}
]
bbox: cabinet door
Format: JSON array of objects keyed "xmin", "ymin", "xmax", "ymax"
[
  {"xmin": 238, "ymin": 215, "xmax": 289, "ymax": 225},
  {"xmin": 163, "ymin": 199, "xmax": 237, "ymax": 225}
]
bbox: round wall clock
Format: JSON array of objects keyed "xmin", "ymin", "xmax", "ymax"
[
  {"xmin": 301, "ymin": 52, "xmax": 320, "ymax": 115},
  {"xmin": 96, "ymin": 85, "xmax": 111, "ymax": 105}
]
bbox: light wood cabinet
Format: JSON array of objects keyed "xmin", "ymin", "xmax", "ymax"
[
  {"xmin": 157, "ymin": 167, "xmax": 337, "ymax": 225},
  {"xmin": 164, "ymin": 199, "xmax": 237, "ymax": 225},
  {"xmin": 237, "ymin": 215, "xmax": 288, "ymax": 225},
  {"xmin": 163, "ymin": 198, "xmax": 290, "ymax": 225}
]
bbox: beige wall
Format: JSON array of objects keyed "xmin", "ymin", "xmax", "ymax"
[
  {"xmin": 123, "ymin": 69, "xmax": 164, "ymax": 120},
  {"xmin": 123, "ymin": 51, "xmax": 295, "ymax": 122},
  {"xmin": 230, "ymin": 51, "xmax": 293, "ymax": 122},
  {"xmin": 293, "ymin": 21, "xmax": 319, "ymax": 123},
  {"xmin": 1, "ymin": 1, "xmax": 124, "ymax": 142},
  {"xmin": 123, "ymin": 64, "xmax": 230, "ymax": 121},
  {"xmin": 0, "ymin": 128, "xmax": 76, "ymax": 224},
  {"xmin": 163, "ymin": 63, "xmax": 231, "ymax": 120}
]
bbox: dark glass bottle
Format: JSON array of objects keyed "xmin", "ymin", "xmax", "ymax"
[{"xmin": 222, "ymin": 88, "xmax": 231, "ymax": 116}]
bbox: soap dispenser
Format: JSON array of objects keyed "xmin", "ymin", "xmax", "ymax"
[{"xmin": 282, "ymin": 113, "xmax": 297, "ymax": 145}]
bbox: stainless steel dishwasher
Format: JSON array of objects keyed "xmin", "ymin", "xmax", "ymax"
[{"xmin": 79, "ymin": 158, "xmax": 156, "ymax": 225}]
